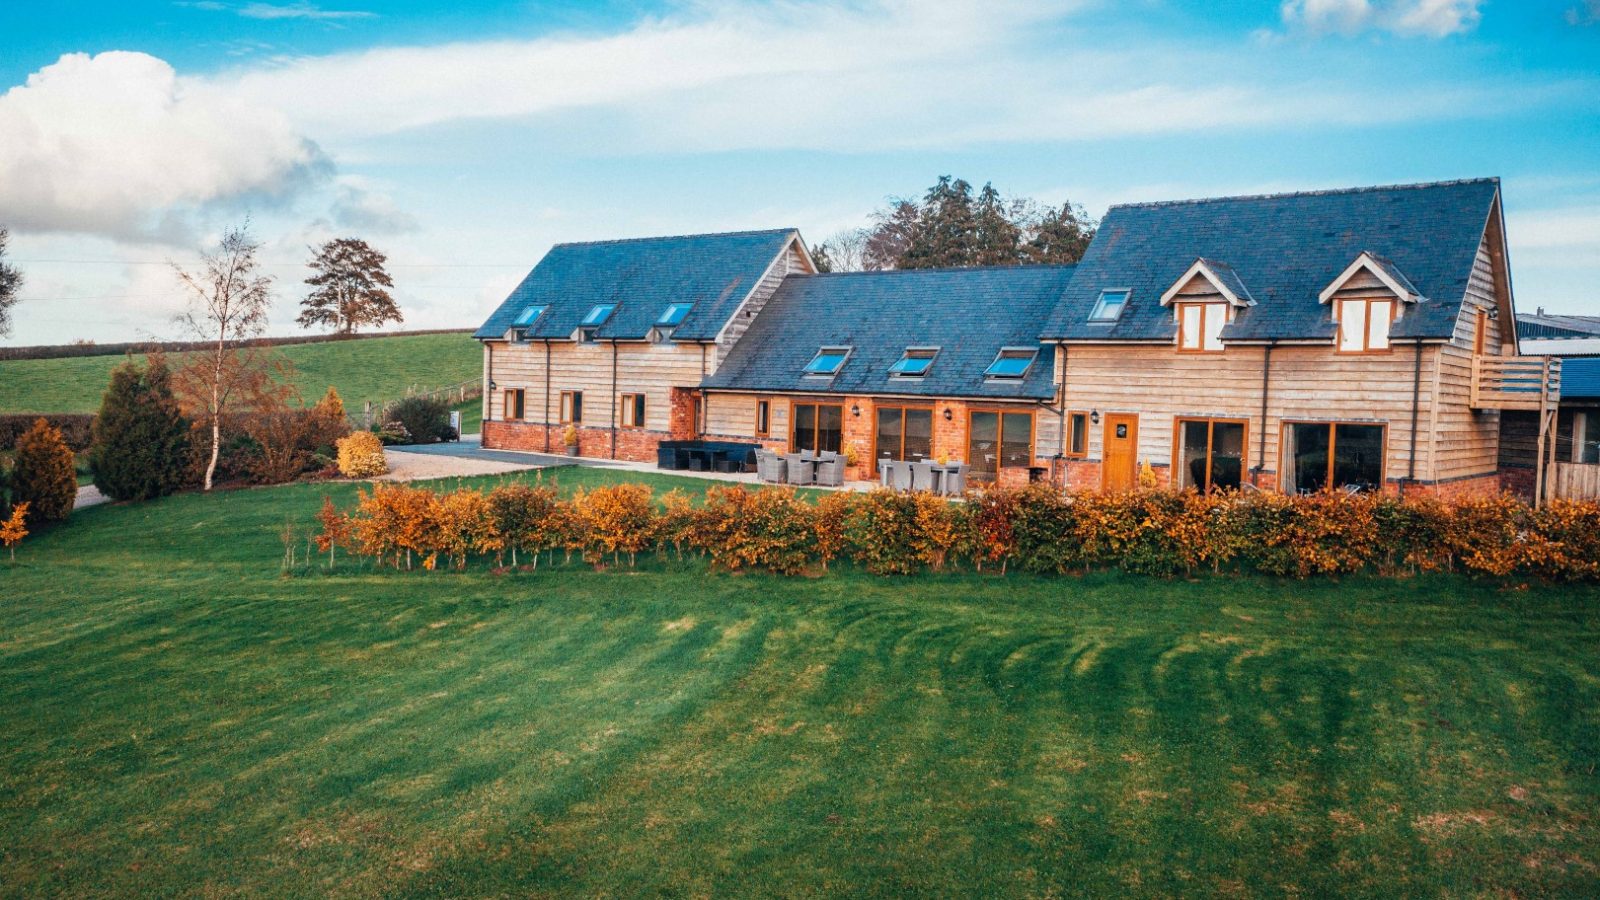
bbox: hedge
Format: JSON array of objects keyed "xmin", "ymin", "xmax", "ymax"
[
  {"xmin": 0, "ymin": 328, "xmax": 472, "ymax": 362},
  {"xmin": 307, "ymin": 482, "xmax": 1600, "ymax": 582},
  {"xmin": 0, "ymin": 414, "xmax": 95, "ymax": 451}
]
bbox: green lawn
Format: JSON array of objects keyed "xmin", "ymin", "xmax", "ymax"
[
  {"xmin": 2, "ymin": 468, "xmax": 1598, "ymax": 897},
  {"xmin": 0, "ymin": 332, "xmax": 481, "ymax": 415}
]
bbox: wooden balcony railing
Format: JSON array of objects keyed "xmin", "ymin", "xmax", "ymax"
[{"xmin": 1471, "ymin": 355, "xmax": 1560, "ymax": 411}]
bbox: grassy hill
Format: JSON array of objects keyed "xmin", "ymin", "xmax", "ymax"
[
  {"xmin": 2, "ymin": 467, "xmax": 1597, "ymax": 896},
  {"xmin": 0, "ymin": 332, "xmax": 481, "ymax": 416}
]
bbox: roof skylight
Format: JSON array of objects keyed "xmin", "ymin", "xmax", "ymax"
[
  {"xmin": 985, "ymin": 348, "xmax": 1038, "ymax": 379},
  {"xmin": 657, "ymin": 303, "xmax": 693, "ymax": 327},
  {"xmin": 582, "ymin": 304, "xmax": 617, "ymax": 326},
  {"xmin": 1089, "ymin": 289, "xmax": 1130, "ymax": 323},
  {"xmin": 803, "ymin": 347, "xmax": 851, "ymax": 376},
  {"xmin": 889, "ymin": 348, "xmax": 938, "ymax": 377}
]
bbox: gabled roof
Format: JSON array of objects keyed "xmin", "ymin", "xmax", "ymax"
[
  {"xmin": 1042, "ymin": 179, "xmax": 1502, "ymax": 342},
  {"xmin": 474, "ymin": 229, "xmax": 801, "ymax": 342},
  {"xmin": 1517, "ymin": 312, "xmax": 1600, "ymax": 341},
  {"xmin": 1318, "ymin": 251, "xmax": 1423, "ymax": 304},
  {"xmin": 1159, "ymin": 257, "xmax": 1254, "ymax": 307},
  {"xmin": 702, "ymin": 265, "xmax": 1075, "ymax": 401}
]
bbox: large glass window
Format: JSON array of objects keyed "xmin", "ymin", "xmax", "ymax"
[
  {"xmin": 1177, "ymin": 302, "xmax": 1226, "ymax": 352},
  {"xmin": 875, "ymin": 407, "xmax": 933, "ymax": 471},
  {"xmin": 1284, "ymin": 422, "xmax": 1384, "ymax": 493},
  {"xmin": 968, "ymin": 410, "xmax": 1034, "ymax": 482},
  {"xmin": 1176, "ymin": 418, "xmax": 1245, "ymax": 492},
  {"xmin": 791, "ymin": 403, "xmax": 843, "ymax": 454}
]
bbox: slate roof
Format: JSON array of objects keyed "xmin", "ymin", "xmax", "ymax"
[
  {"xmin": 1042, "ymin": 179, "xmax": 1501, "ymax": 342},
  {"xmin": 1517, "ymin": 312, "xmax": 1600, "ymax": 341},
  {"xmin": 474, "ymin": 229, "xmax": 799, "ymax": 342},
  {"xmin": 1195, "ymin": 258, "xmax": 1253, "ymax": 304},
  {"xmin": 1563, "ymin": 358, "xmax": 1600, "ymax": 400},
  {"xmin": 702, "ymin": 265, "xmax": 1075, "ymax": 401}
]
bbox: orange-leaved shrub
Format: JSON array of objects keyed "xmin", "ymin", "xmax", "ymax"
[{"xmin": 572, "ymin": 483, "xmax": 656, "ymax": 567}]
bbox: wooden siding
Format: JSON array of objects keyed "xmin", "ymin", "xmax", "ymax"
[
  {"xmin": 1058, "ymin": 343, "xmax": 1444, "ymax": 485},
  {"xmin": 715, "ymin": 240, "xmax": 812, "ymax": 368},
  {"xmin": 1430, "ymin": 233, "xmax": 1509, "ymax": 480},
  {"xmin": 486, "ymin": 339, "xmax": 708, "ymax": 435}
]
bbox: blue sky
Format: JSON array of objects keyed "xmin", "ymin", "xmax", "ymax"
[{"xmin": 2, "ymin": 0, "xmax": 1597, "ymax": 344}]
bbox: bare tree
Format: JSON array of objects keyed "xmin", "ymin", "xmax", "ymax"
[
  {"xmin": 0, "ymin": 228, "xmax": 22, "ymax": 338},
  {"xmin": 173, "ymin": 223, "xmax": 275, "ymax": 491},
  {"xmin": 813, "ymin": 228, "xmax": 871, "ymax": 273}
]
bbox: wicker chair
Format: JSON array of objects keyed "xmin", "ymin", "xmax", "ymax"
[
  {"xmin": 755, "ymin": 449, "xmax": 787, "ymax": 484},
  {"xmin": 784, "ymin": 453, "xmax": 815, "ymax": 486},
  {"xmin": 911, "ymin": 461, "xmax": 935, "ymax": 492},
  {"xmin": 891, "ymin": 461, "xmax": 913, "ymax": 491},
  {"xmin": 814, "ymin": 456, "xmax": 845, "ymax": 487},
  {"xmin": 941, "ymin": 463, "xmax": 967, "ymax": 496}
]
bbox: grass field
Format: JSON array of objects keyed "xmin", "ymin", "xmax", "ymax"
[
  {"xmin": 0, "ymin": 333, "xmax": 481, "ymax": 416},
  {"xmin": 3, "ymin": 468, "xmax": 1598, "ymax": 897}
]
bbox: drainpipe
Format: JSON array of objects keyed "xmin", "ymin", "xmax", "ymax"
[
  {"xmin": 1055, "ymin": 342, "xmax": 1069, "ymax": 487},
  {"xmin": 1254, "ymin": 341, "xmax": 1274, "ymax": 485},
  {"xmin": 700, "ymin": 343, "xmax": 710, "ymax": 438},
  {"xmin": 543, "ymin": 340, "xmax": 552, "ymax": 453},
  {"xmin": 485, "ymin": 341, "xmax": 494, "ymax": 433},
  {"xmin": 1405, "ymin": 339, "xmax": 1422, "ymax": 496},
  {"xmin": 610, "ymin": 342, "xmax": 619, "ymax": 459}
]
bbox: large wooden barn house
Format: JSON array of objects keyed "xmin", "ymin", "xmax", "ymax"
[{"xmin": 476, "ymin": 178, "xmax": 1569, "ymax": 498}]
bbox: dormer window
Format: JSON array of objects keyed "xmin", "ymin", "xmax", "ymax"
[
  {"xmin": 657, "ymin": 303, "xmax": 693, "ymax": 327},
  {"xmin": 513, "ymin": 304, "xmax": 548, "ymax": 327},
  {"xmin": 1176, "ymin": 302, "xmax": 1227, "ymax": 353},
  {"xmin": 1336, "ymin": 298, "xmax": 1394, "ymax": 353},
  {"xmin": 1089, "ymin": 289, "xmax": 1130, "ymax": 322},
  {"xmin": 985, "ymin": 347, "xmax": 1038, "ymax": 379},
  {"xmin": 803, "ymin": 347, "xmax": 851, "ymax": 376},
  {"xmin": 889, "ymin": 347, "xmax": 938, "ymax": 378}
]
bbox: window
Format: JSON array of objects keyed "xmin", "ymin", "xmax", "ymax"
[
  {"xmin": 582, "ymin": 304, "xmax": 616, "ymax": 326},
  {"xmin": 791, "ymin": 402, "xmax": 843, "ymax": 454},
  {"xmin": 504, "ymin": 388, "xmax": 525, "ymax": 421},
  {"xmin": 1573, "ymin": 412, "xmax": 1600, "ymax": 465},
  {"xmin": 1176, "ymin": 302, "xmax": 1227, "ymax": 352},
  {"xmin": 755, "ymin": 400, "xmax": 770, "ymax": 437},
  {"xmin": 1089, "ymin": 289, "xmax": 1130, "ymax": 322},
  {"xmin": 657, "ymin": 303, "xmax": 693, "ymax": 327},
  {"xmin": 803, "ymin": 347, "xmax": 851, "ymax": 376},
  {"xmin": 1283, "ymin": 422, "xmax": 1385, "ymax": 493},
  {"xmin": 620, "ymin": 393, "xmax": 645, "ymax": 428},
  {"xmin": 560, "ymin": 390, "xmax": 584, "ymax": 424},
  {"xmin": 1175, "ymin": 418, "xmax": 1245, "ymax": 493},
  {"xmin": 889, "ymin": 348, "xmax": 938, "ymax": 377},
  {"xmin": 1474, "ymin": 308, "xmax": 1488, "ymax": 355},
  {"xmin": 513, "ymin": 304, "xmax": 548, "ymax": 327},
  {"xmin": 874, "ymin": 406, "xmax": 933, "ymax": 472},
  {"xmin": 1336, "ymin": 298, "xmax": 1394, "ymax": 353},
  {"xmin": 1066, "ymin": 411, "xmax": 1089, "ymax": 458},
  {"xmin": 968, "ymin": 410, "xmax": 1034, "ymax": 482},
  {"xmin": 985, "ymin": 348, "xmax": 1038, "ymax": 379}
]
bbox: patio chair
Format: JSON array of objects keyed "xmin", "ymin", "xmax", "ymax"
[
  {"xmin": 891, "ymin": 461, "xmax": 913, "ymax": 491},
  {"xmin": 814, "ymin": 456, "xmax": 845, "ymax": 487},
  {"xmin": 784, "ymin": 453, "xmax": 815, "ymax": 486},
  {"xmin": 755, "ymin": 450, "xmax": 787, "ymax": 484},
  {"xmin": 942, "ymin": 463, "xmax": 967, "ymax": 496},
  {"xmin": 878, "ymin": 459, "xmax": 896, "ymax": 488},
  {"xmin": 911, "ymin": 461, "xmax": 935, "ymax": 492}
]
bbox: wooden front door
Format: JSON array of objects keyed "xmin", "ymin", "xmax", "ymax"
[{"xmin": 1102, "ymin": 413, "xmax": 1139, "ymax": 491}]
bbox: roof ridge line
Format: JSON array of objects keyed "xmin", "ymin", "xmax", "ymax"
[
  {"xmin": 1109, "ymin": 178, "xmax": 1499, "ymax": 211},
  {"xmin": 796, "ymin": 263, "xmax": 1079, "ymax": 277},
  {"xmin": 552, "ymin": 228, "xmax": 797, "ymax": 248}
]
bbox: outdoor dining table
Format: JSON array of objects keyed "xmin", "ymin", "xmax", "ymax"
[
  {"xmin": 784, "ymin": 452, "xmax": 818, "ymax": 485},
  {"xmin": 928, "ymin": 463, "xmax": 962, "ymax": 495}
]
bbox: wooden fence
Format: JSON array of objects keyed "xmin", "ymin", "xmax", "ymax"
[
  {"xmin": 1550, "ymin": 462, "xmax": 1600, "ymax": 501},
  {"xmin": 360, "ymin": 378, "xmax": 483, "ymax": 428}
]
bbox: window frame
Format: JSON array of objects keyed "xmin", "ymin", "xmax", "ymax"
[
  {"xmin": 1089, "ymin": 288, "xmax": 1131, "ymax": 323},
  {"xmin": 870, "ymin": 404, "xmax": 935, "ymax": 474},
  {"xmin": 657, "ymin": 302, "xmax": 694, "ymax": 327},
  {"xmin": 1474, "ymin": 308, "xmax": 1488, "ymax": 356},
  {"xmin": 1175, "ymin": 301, "xmax": 1227, "ymax": 353},
  {"xmin": 788, "ymin": 401, "xmax": 845, "ymax": 454},
  {"xmin": 559, "ymin": 390, "xmax": 584, "ymax": 425},
  {"xmin": 755, "ymin": 399, "xmax": 770, "ymax": 437},
  {"xmin": 1065, "ymin": 410, "xmax": 1090, "ymax": 459},
  {"xmin": 984, "ymin": 347, "xmax": 1039, "ymax": 380},
  {"xmin": 803, "ymin": 347, "xmax": 852, "ymax": 377},
  {"xmin": 1171, "ymin": 416, "xmax": 1249, "ymax": 494},
  {"xmin": 513, "ymin": 304, "xmax": 548, "ymax": 327},
  {"xmin": 504, "ymin": 388, "xmax": 526, "ymax": 421},
  {"xmin": 966, "ymin": 407, "xmax": 1037, "ymax": 481},
  {"xmin": 888, "ymin": 347, "xmax": 940, "ymax": 378},
  {"xmin": 1335, "ymin": 297, "xmax": 1396, "ymax": 354},
  {"xmin": 1278, "ymin": 419, "xmax": 1388, "ymax": 493},
  {"xmin": 619, "ymin": 392, "xmax": 646, "ymax": 429},
  {"xmin": 582, "ymin": 304, "xmax": 617, "ymax": 327}
]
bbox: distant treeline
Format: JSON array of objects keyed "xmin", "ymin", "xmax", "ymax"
[{"xmin": 0, "ymin": 328, "xmax": 474, "ymax": 362}]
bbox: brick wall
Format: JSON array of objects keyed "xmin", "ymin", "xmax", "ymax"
[{"xmin": 483, "ymin": 420, "xmax": 669, "ymax": 463}]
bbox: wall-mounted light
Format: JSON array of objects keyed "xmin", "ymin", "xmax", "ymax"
[
  {"xmin": 1089, "ymin": 409, "xmax": 1100, "ymax": 425},
  {"xmin": 851, "ymin": 403, "xmax": 860, "ymax": 417},
  {"xmin": 489, "ymin": 380, "xmax": 498, "ymax": 390},
  {"xmin": 942, "ymin": 408, "xmax": 953, "ymax": 421}
]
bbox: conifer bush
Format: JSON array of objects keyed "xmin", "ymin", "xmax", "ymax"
[
  {"xmin": 10, "ymin": 419, "xmax": 77, "ymax": 526},
  {"xmin": 90, "ymin": 357, "xmax": 190, "ymax": 502}
]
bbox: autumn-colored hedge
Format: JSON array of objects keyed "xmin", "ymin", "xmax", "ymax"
[{"xmin": 309, "ymin": 481, "xmax": 1600, "ymax": 582}]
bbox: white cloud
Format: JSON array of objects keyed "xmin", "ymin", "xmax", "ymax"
[
  {"xmin": 1280, "ymin": 0, "xmax": 1482, "ymax": 37},
  {"xmin": 178, "ymin": 1, "xmax": 376, "ymax": 21},
  {"xmin": 1568, "ymin": 0, "xmax": 1600, "ymax": 26},
  {"xmin": 325, "ymin": 177, "xmax": 419, "ymax": 234},
  {"xmin": 0, "ymin": 51, "xmax": 330, "ymax": 241}
]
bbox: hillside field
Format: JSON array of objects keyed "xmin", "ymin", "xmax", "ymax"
[
  {"xmin": 2, "ymin": 467, "xmax": 1597, "ymax": 897},
  {"xmin": 0, "ymin": 332, "xmax": 481, "ymax": 418}
]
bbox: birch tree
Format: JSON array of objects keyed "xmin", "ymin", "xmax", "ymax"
[
  {"xmin": 0, "ymin": 228, "xmax": 22, "ymax": 338},
  {"xmin": 173, "ymin": 224, "xmax": 274, "ymax": 492}
]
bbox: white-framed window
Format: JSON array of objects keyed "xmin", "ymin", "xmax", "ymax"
[
  {"xmin": 1336, "ymin": 298, "xmax": 1394, "ymax": 353},
  {"xmin": 1176, "ymin": 302, "xmax": 1227, "ymax": 352}
]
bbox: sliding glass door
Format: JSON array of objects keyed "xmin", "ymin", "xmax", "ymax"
[
  {"xmin": 791, "ymin": 402, "xmax": 844, "ymax": 454},
  {"xmin": 1176, "ymin": 418, "xmax": 1246, "ymax": 492},
  {"xmin": 874, "ymin": 406, "xmax": 933, "ymax": 473},
  {"xmin": 1283, "ymin": 422, "xmax": 1385, "ymax": 493},
  {"xmin": 967, "ymin": 409, "xmax": 1034, "ymax": 482}
]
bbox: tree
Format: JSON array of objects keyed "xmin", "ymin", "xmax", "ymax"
[
  {"xmin": 90, "ymin": 355, "xmax": 191, "ymax": 502},
  {"xmin": 11, "ymin": 418, "xmax": 76, "ymax": 526},
  {"xmin": 1024, "ymin": 200, "xmax": 1096, "ymax": 265},
  {"xmin": 0, "ymin": 227, "xmax": 22, "ymax": 338},
  {"xmin": 0, "ymin": 502, "xmax": 26, "ymax": 561},
  {"xmin": 862, "ymin": 200, "xmax": 920, "ymax": 271},
  {"xmin": 298, "ymin": 238, "xmax": 401, "ymax": 334},
  {"xmin": 812, "ymin": 228, "xmax": 871, "ymax": 274},
  {"xmin": 174, "ymin": 222, "xmax": 277, "ymax": 492},
  {"xmin": 902, "ymin": 176, "xmax": 978, "ymax": 269},
  {"xmin": 971, "ymin": 182, "xmax": 1023, "ymax": 267}
]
